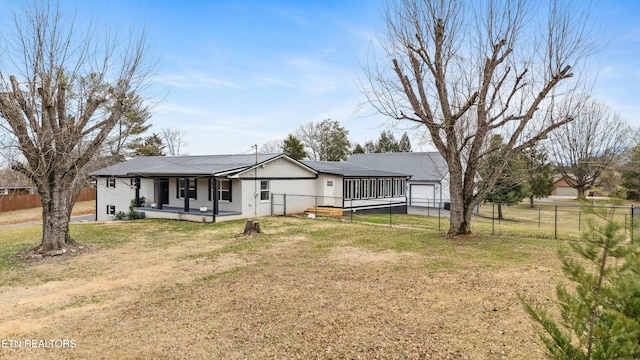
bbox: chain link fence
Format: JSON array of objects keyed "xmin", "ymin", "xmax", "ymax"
[{"xmin": 270, "ymin": 193, "xmax": 638, "ymax": 241}]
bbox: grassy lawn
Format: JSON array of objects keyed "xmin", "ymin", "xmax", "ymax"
[
  {"xmin": 352, "ymin": 199, "xmax": 639, "ymax": 242},
  {"xmin": 0, "ymin": 215, "xmax": 570, "ymax": 359}
]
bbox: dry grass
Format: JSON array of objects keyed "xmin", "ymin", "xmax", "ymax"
[
  {"xmin": 0, "ymin": 200, "xmax": 96, "ymax": 226},
  {"xmin": 0, "ymin": 216, "xmax": 567, "ymax": 359}
]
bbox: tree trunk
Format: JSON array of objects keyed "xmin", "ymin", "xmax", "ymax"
[
  {"xmin": 448, "ymin": 161, "xmax": 475, "ymax": 236},
  {"xmin": 498, "ymin": 203, "xmax": 504, "ymax": 221},
  {"xmin": 529, "ymin": 195, "xmax": 535, "ymax": 208},
  {"xmin": 576, "ymin": 185, "xmax": 587, "ymax": 200},
  {"xmin": 40, "ymin": 184, "xmax": 73, "ymax": 251},
  {"xmin": 448, "ymin": 189, "xmax": 475, "ymax": 235},
  {"xmin": 243, "ymin": 219, "xmax": 261, "ymax": 235}
]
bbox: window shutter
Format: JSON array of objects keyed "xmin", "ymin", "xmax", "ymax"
[
  {"xmin": 176, "ymin": 178, "xmax": 179, "ymax": 199},
  {"xmin": 229, "ymin": 181, "xmax": 233, "ymax": 203},
  {"xmin": 208, "ymin": 178, "xmax": 212, "ymax": 201}
]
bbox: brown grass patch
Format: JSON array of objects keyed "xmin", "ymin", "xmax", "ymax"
[
  {"xmin": 0, "ymin": 200, "xmax": 95, "ymax": 226},
  {"xmin": 0, "ymin": 217, "xmax": 561, "ymax": 359}
]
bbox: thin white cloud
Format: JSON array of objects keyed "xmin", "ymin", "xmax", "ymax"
[
  {"xmin": 154, "ymin": 73, "xmax": 243, "ymax": 89},
  {"xmin": 255, "ymin": 77, "xmax": 296, "ymax": 88}
]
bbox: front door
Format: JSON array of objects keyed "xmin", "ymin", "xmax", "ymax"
[{"xmin": 160, "ymin": 178, "xmax": 169, "ymax": 205}]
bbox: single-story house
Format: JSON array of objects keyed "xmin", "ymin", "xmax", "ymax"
[
  {"xmin": 0, "ymin": 170, "xmax": 36, "ymax": 196},
  {"xmin": 551, "ymin": 175, "xmax": 602, "ymax": 198},
  {"xmin": 302, "ymin": 160, "xmax": 409, "ymax": 214},
  {"xmin": 347, "ymin": 152, "xmax": 450, "ymax": 209},
  {"xmin": 91, "ymin": 153, "xmax": 410, "ymax": 222}
]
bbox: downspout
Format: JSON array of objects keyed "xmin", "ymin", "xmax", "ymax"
[{"xmin": 94, "ymin": 179, "xmax": 98, "ymax": 221}]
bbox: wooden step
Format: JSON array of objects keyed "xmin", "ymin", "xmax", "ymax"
[{"xmin": 304, "ymin": 207, "xmax": 344, "ymax": 217}]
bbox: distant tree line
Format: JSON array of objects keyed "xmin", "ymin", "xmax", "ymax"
[{"xmin": 260, "ymin": 119, "xmax": 413, "ymax": 161}]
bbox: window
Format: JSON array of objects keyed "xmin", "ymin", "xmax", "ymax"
[
  {"xmin": 369, "ymin": 179, "xmax": 376, "ymax": 198},
  {"xmin": 326, "ymin": 180, "xmax": 333, "ymax": 187},
  {"xmin": 106, "ymin": 178, "xmax": 116, "ymax": 188},
  {"xmin": 218, "ymin": 180, "xmax": 231, "ymax": 201},
  {"xmin": 260, "ymin": 180, "xmax": 270, "ymax": 201},
  {"xmin": 361, "ymin": 179, "xmax": 369, "ymax": 199},
  {"xmin": 384, "ymin": 179, "xmax": 392, "ymax": 197},
  {"xmin": 354, "ymin": 179, "xmax": 360, "ymax": 199},
  {"xmin": 178, "ymin": 178, "xmax": 197, "ymax": 199},
  {"xmin": 344, "ymin": 179, "xmax": 353, "ymax": 200},
  {"xmin": 106, "ymin": 205, "xmax": 116, "ymax": 215}
]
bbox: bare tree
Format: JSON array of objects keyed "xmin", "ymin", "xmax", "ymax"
[
  {"xmin": 0, "ymin": 1, "xmax": 153, "ymax": 252},
  {"xmin": 161, "ymin": 127, "xmax": 188, "ymax": 156},
  {"xmin": 548, "ymin": 100, "xmax": 631, "ymax": 199},
  {"xmin": 362, "ymin": 0, "xmax": 597, "ymax": 235},
  {"xmin": 259, "ymin": 139, "xmax": 283, "ymax": 154},
  {"xmin": 295, "ymin": 119, "xmax": 350, "ymax": 161}
]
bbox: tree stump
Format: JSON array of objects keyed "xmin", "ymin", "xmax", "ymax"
[{"xmin": 243, "ymin": 219, "xmax": 261, "ymax": 235}]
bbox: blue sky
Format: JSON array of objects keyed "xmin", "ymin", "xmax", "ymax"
[{"xmin": 7, "ymin": 1, "xmax": 640, "ymax": 155}]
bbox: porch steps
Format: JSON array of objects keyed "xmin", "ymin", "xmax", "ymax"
[{"xmin": 304, "ymin": 207, "xmax": 344, "ymax": 217}]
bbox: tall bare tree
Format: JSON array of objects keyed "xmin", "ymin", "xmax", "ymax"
[
  {"xmin": 362, "ymin": 0, "xmax": 597, "ymax": 235},
  {"xmin": 161, "ymin": 127, "xmax": 188, "ymax": 156},
  {"xmin": 0, "ymin": 1, "xmax": 153, "ymax": 252},
  {"xmin": 548, "ymin": 100, "xmax": 631, "ymax": 199}
]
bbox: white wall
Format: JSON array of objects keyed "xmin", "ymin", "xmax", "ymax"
[
  {"xmin": 316, "ymin": 174, "xmax": 342, "ymax": 207},
  {"xmin": 96, "ymin": 177, "xmax": 154, "ymax": 221}
]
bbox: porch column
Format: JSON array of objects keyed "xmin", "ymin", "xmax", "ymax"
[
  {"xmin": 134, "ymin": 177, "xmax": 141, "ymax": 206},
  {"xmin": 183, "ymin": 178, "xmax": 190, "ymax": 212},
  {"xmin": 213, "ymin": 177, "xmax": 219, "ymax": 215}
]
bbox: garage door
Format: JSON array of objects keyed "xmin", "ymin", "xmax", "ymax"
[{"xmin": 410, "ymin": 184, "xmax": 435, "ymax": 207}]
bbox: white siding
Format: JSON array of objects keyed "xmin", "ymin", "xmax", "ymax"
[
  {"xmin": 316, "ymin": 174, "xmax": 342, "ymax": 207},
  {"xmin": 96, "ymin": 177, "xmax": 154, "ymax": 221}
]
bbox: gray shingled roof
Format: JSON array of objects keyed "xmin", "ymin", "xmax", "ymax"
[
  {"xmin": 302, "ymin": 160, "xmax": 409, "ymax": 177},
  {"xmin": 347, "ymin": 152, "xmax": 448, "ymax": 181},
  {"xmin": 91, "ymin": 154, "xmax": 284, "ymax": 177}
]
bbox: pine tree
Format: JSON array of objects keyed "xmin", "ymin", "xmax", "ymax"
[
  {"xmin": 282, "ymin": 134, "xmax": 307, "ymax": 160},
  {"xmin": 521, "ymin": 202, "xmax": 640, "ymax": 359},
  {"xmin": 482, "ymin": 135, "xmax": 529, "ymax": 220},
  {"xmin": 523, "ymin": 146, "xmax": 554, "ymax": 208}
]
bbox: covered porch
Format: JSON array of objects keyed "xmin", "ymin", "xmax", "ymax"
[{"xmin": 133, "ymin": 205, "xmax": 243, "ymax": 223}]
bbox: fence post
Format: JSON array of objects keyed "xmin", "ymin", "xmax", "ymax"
[
  {"xmin": 438, "ymin": 207, "xmax": 441, "ymax": 232},
  {"xmin": 389, "ymin": 200, "xmax": 392, "ymax": 227},
  {"xmin": 350, "ymin": 199, "xmax": 353, "ymax": 223},
  {"xmin": 270, "ymin": 194, "xmax": 274, "ymax": 216},
  {"xmin": 631, "ymin": 205, "xmax": 635, "ymax": 243},
  {"xmin": 554, "ymin": 205, "xmax": 558, "ymax": 240},
  {"xmin": 492, "ymin": 202, "xmax": 495, "ymax": 235},
  {"xmin": 315, "ymin": 196, "xmax": 318, "ymax": 218},
  {"xmin": 283, "ymin": 193, "xmax": 287, "ymax": 216},
  {"xmin": 578, "ymin": 211, "xmax": 581, "ymax": 231}
]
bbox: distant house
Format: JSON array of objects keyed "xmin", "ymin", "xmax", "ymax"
[
  {"xmin": 0, "ymin": 170, "xmax": 36, "ymax": 196},
  {"xmin": 551, "ymin": 175, "xmax": 601, "ymax": 198},
  {"xmin": 347, "ymin": 152, "xmax": 450, "ymax": 209},
  {"xmin": 91, "ymin": 153, "xmax": 409, "ymax": 222}
]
